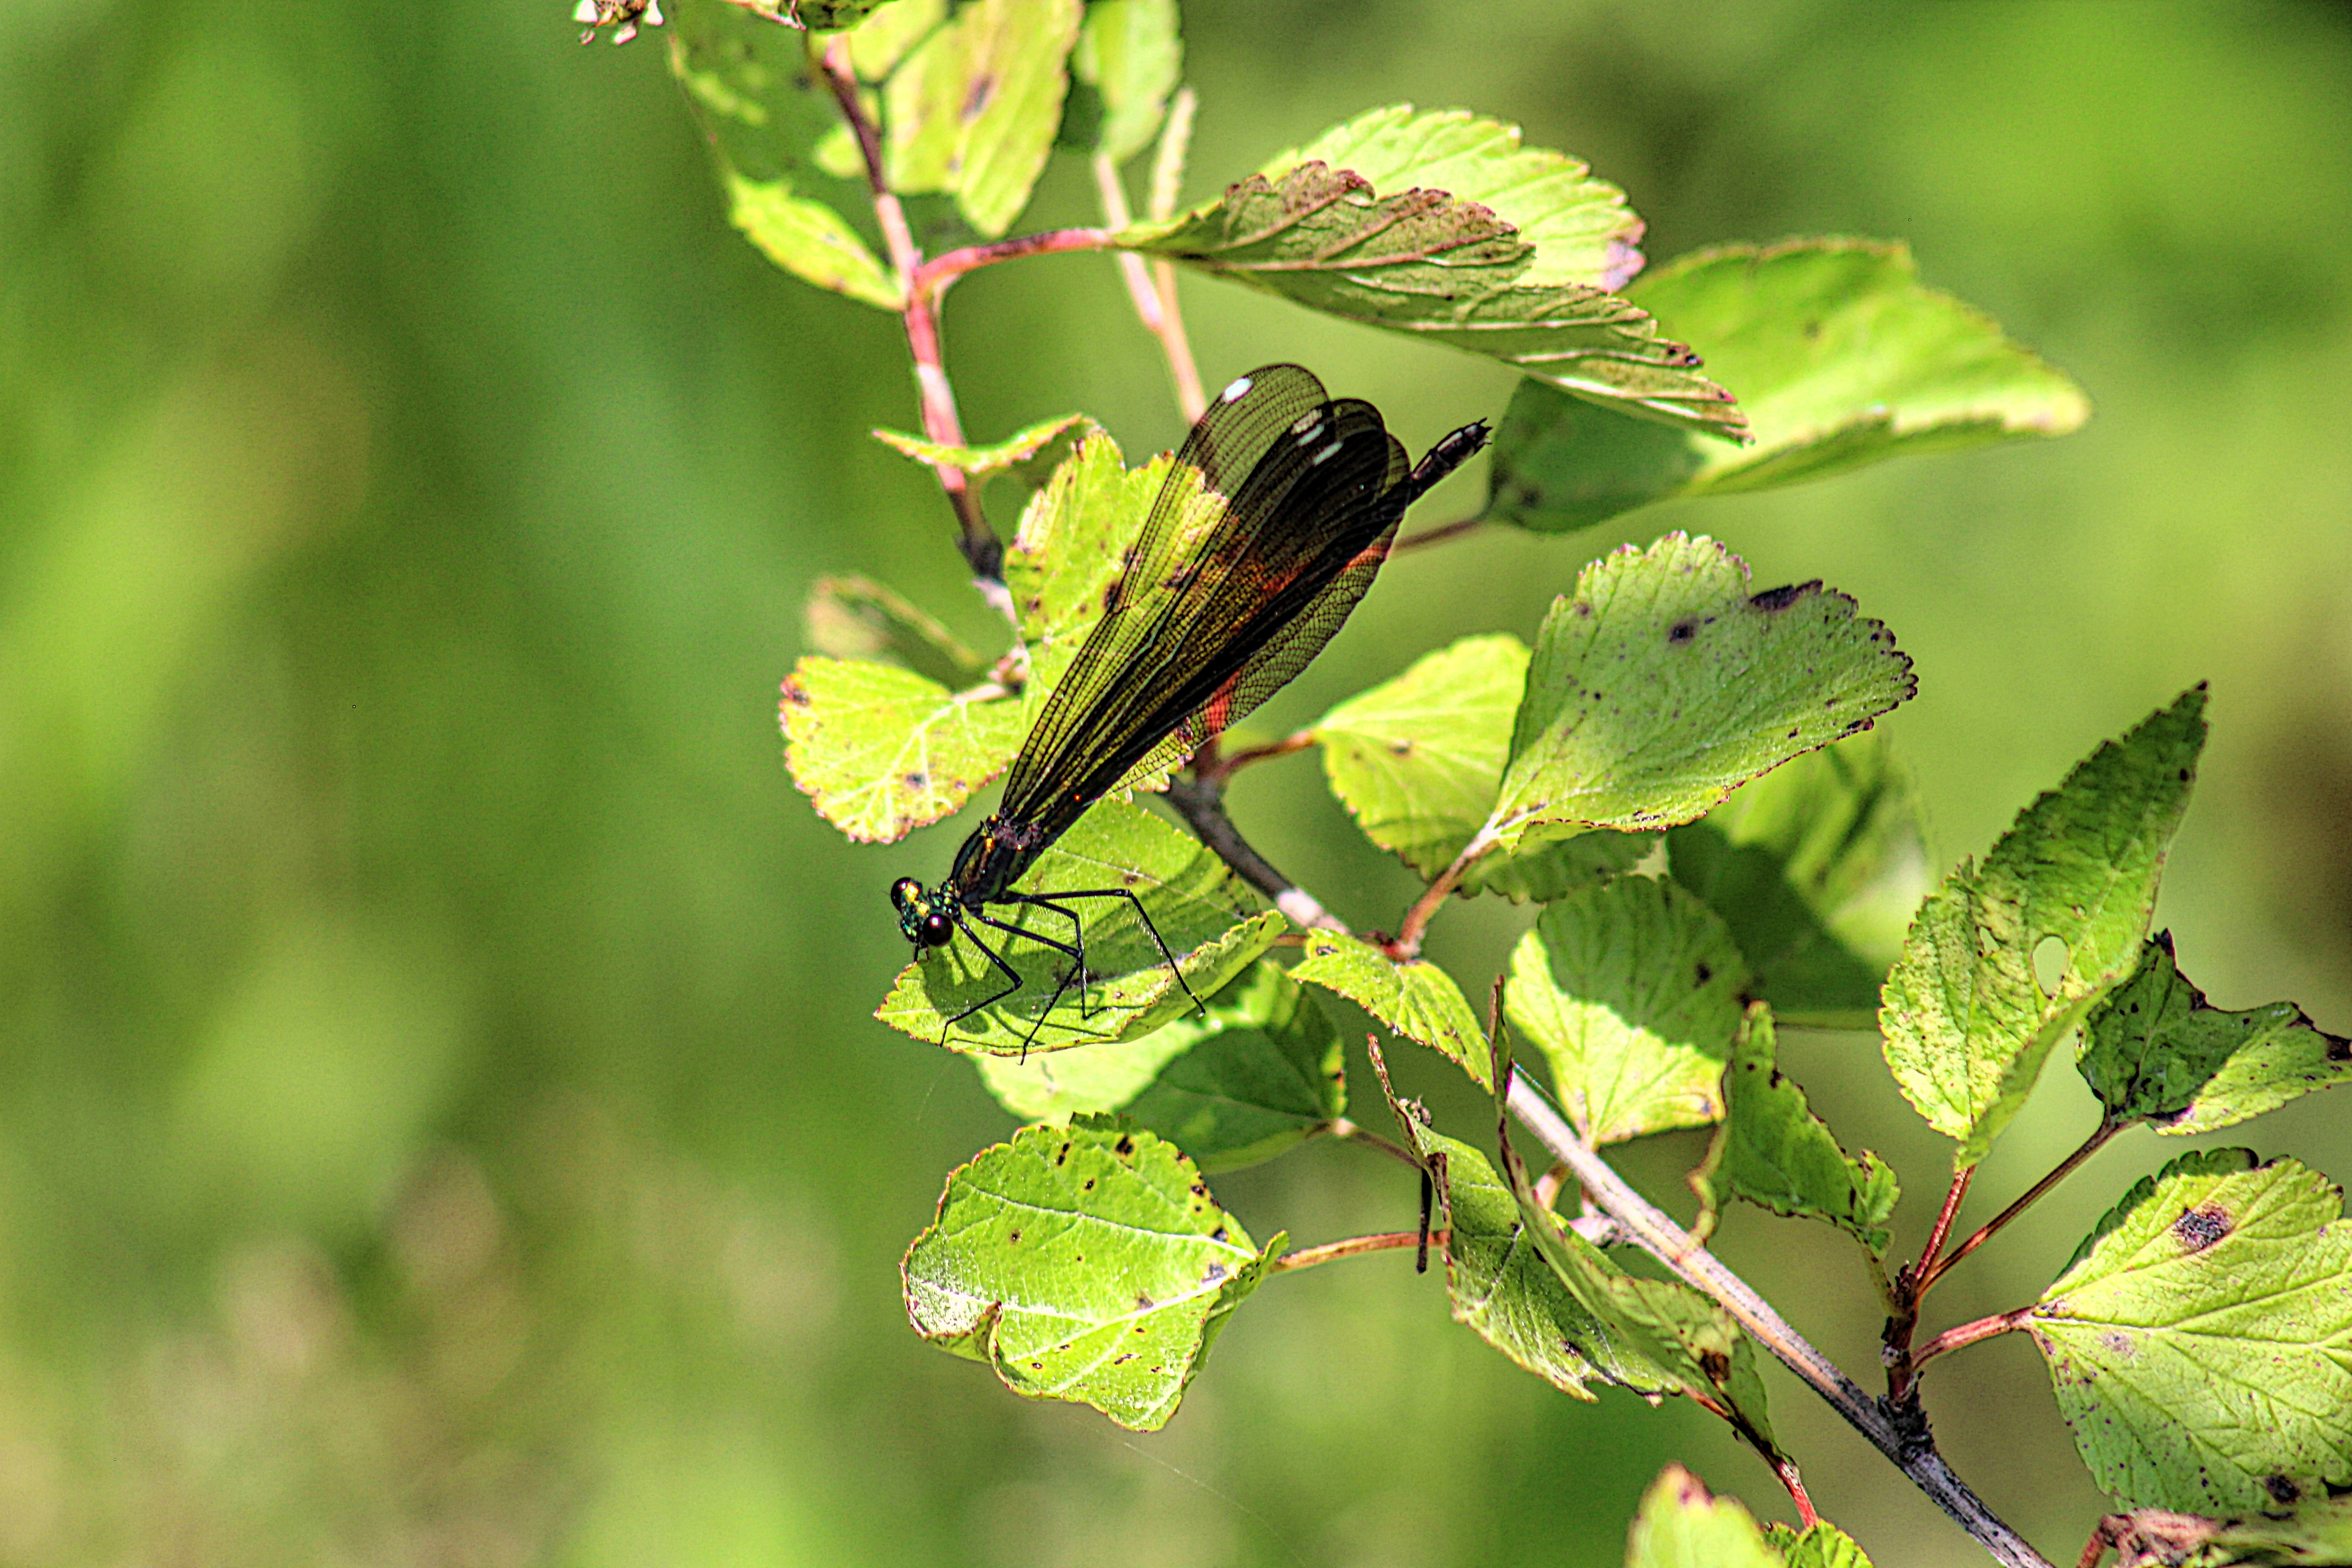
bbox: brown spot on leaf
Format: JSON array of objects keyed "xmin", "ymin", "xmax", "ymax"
[
  {"xmin": 2099, "ymin": 1330, "xmax": 2136, "ymax": 1357},
  {"xmin": 1749, "ymin": 582, "xmax": 1818, "ymax": 612},
  {"xmin": 2265, "ymin": 1474, "xmax": 2304, "ymax": 1506},
  {"xmin": 961, "ymin": 74, "xmax": 995, "ymax": 121},
  {"xmin": 1204, "ymin": 1262, "xmax": 1229, "ymax": 1284},
  {"xmin": 903, "ymin": 770, "xmax": 928, "ymax": 790},
  {"xmin": 780, "ymin": 677, "xmax": 812, "ymax": 708},
  {"xmin": 1209, "ymin": 1225, "xmax": 1228, "ymax": 1243},
  {"xmin": 1698, "ymin": 1348, "xmax": 1730, "ymax": 1382},
  {"xmin": 1390, "ymin": 739, "xmax": 1413, "ymax": 755},
  {"xmin": 1055, "ymin": 1142, "xmax": 1070, "ymax": 1165},
  {"xmin": 1695, "ymin": 962, "xmax": 1712, "ymax": 985},
  {"xmin": 1007, "ymin": 1229, "xmax": 1021, "ymax": 1243},
  {"xmin": 1667, "ymin": 617, "xmax": 1700, "ymax": 645},
  {"xmin": 1134, "ymin": 1291, "xmax": 1156, "ymax": 1310},
  {"xmin": 2173, "ymin": 1205, "xmax": 2232, "ymax": 1252},
  {"xmin": 1114, "ymin": 1134, "xmax": 1136, "ymax": 1156}
]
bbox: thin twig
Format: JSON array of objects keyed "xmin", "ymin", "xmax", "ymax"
[
  {"xmin": 815, "ymin": 39, "xmax": 1000, "ymax": 583},
  {"xmin": 1091, "ymin": 154, "xmax": 1205, "ymax": 421},
  {"xmin": 1393, "ymin": 514, "xmax": 1486, "ymax": 554},
  {"xmin": 1193, "ymin": 729, "xmax": 1312, "ymax": 785},
  {"xmin": 1505, "ymin": 1075, "xmax": 2055, "ymax": 1568},
  {"xmin": 1161, "ymin": 776, "xmax": 1343, "ymax": 931},
  {"xmin": 1270, "ymin": 1230, "xmax": 1447, "ymax": 1273},
  {"xmin": 1326, "ymin": 1117, "xmax": 1424, "ymax": 1171},
  {"xmin": 1774, "ymin": 1458, "xmax": 1821, "ymax": 1529},
  {"xmin": 916, "ymin": 227, "xmax": 1116, "ymax": 295},
  {"xmin": 1390, "ymin": 829, "xmax": 1497, "ymax": 958},
  {"xmin": 1914, "ymin": 1122, "xmax": 2119, "ymax": 1297},
  {"xmin": 1911, "ymin": 1308, "xmax": 2034, "ymax": 1371},
  {"xmin": 1916, "ymin": 1166, "xmax": 1977, "ymax": 1288}
]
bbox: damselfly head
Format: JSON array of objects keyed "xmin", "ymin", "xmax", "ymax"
[{"xmin": 891, "ymin": 878, "xmax": 955, "ymax": 948}]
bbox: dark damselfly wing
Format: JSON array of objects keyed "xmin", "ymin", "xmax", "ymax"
[{"xmin": 997, "ymin": 366, "xmax": 1411, "ymax": 840}]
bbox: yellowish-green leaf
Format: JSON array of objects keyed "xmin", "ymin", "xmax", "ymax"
[
  {"xmin": 2028, "ymin": 1149, "xmax": 2352, "ymax": 1514},
  {"xmin": 779, "ymin": 655, "xmax": 1029, "ymax": 841},
  {"xmin": 1624, "ymin": 1467, "xmax": 1781, "ymax": 1568},
  {"xmin": 902, "ymin": 1119, "xmax": 1280, "ymax": 1430},
  {"xmin": 1264, "ymin": 104, "xmax": 1644, "ymax": 290},
  {"xmin": 1486, "ymin": 534, "xmax": 1915, "ymax": 854},
  {"xmin": 876, "ymin": 798, "xmax": 1283, "ymax": 1055},
  {"xmin": 1504, "ymin": 877, "xmax": 1749, "ymax": 1145},
  {"xmin": 1291, "ymin": 929, "xmax": 1490, "ymax": 1087},
  {"xmin": 726, "ymin": 172, "xmax": 903, "ymax": 307},
  {"xmin": 885, "ymin": 0, "xmax": 1083, "ymax": 237},
  {"xmin": 1060, "ymin": 0, "xmax": 1181, "ymax": 164},
  {"xmin": 1487, "ymin": 238, "xmax": 2091, "ymax": 533},
  {"xmin": 1882, "ymin": 687, "xmax": 2207, "ymax": 1166}
]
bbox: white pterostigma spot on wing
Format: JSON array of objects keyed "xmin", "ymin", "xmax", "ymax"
[
  {"xmin": 1220, "ymin": 375, "xmax": 1253, "ymax": 403},
  {"xmin": 1289, "ymin": 411, "xmax": 1321, "ymax": 436},
  {"xmin": 1310, "ymin": 440, "xmax": 1345, "ymax": 466}
]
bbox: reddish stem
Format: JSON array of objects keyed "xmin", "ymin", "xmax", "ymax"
[
  {"xmin": 1775, "ymin": 1459, "xmax": 1821, "ymax": 1529},
  {"xmin": 1911, "ymin": 1307, "xmax": 2034, "ymax": 1371},
  {"xmin": 914, "ymin": 227, "xmax": 1115, "ymax": 296},
  {"xmin": 1914, "ymin": 1122, "xmax": 2119, "ymax": 1297},
  {"xmin": 1270, "ymin": 1230, "xmax": 1447, "ymax": 1273},
  {"xmin": 1193, "ymin": 729, "xmax": 1311, "ymax": 785},
  {"xmin": 1389, "ymin": 831, "xmax": 1496, "ymax": 959}
]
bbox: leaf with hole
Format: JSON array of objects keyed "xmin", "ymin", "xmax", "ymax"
[
  {"xmin": 1882, "ymin": 687, "xmax": 2207, "ymax": 1167},
  {"xmin": 2028, "ymin": 1148, "xmax": 2352, "ymax": 1515},
  {"xmin": 902, "ymin": 1118, "xmax": 1282, "ymax": 1430}
]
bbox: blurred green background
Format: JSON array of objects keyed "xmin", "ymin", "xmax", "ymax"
[{"xmin": 5, "ymin": 1, "xmax": 2350, "ymax": 1563}]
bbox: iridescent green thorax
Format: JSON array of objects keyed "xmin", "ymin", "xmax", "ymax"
[{"xmin": 891, "ymin": 877, "xmax": 954, "ymax": 947}]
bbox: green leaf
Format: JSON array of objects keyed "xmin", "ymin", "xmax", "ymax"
[
  {"xmin": 1768, "ymin": 1522, "xmax": 1877, "ymax": 1568},
  {"xmin": 1487, "ymin": 1032, "xmax": 1779, "ymax": 1452},
  {"xmin": 1668, "ymin": 729, "xmax": 1929, "ymax": 1027},
  {"xmin": 872, "ymin": 412, "xmax": 1096, "ymax": 479},
  {"xmin": 1504, "ymin": 877, "xmax": 1749, "ymax": 1146},
  {"xmin": 1261, "ymin": 105, "xmax": 1645, "ymax": 290},
  {"xmin": 1411, "ymin": 1128, "xmax": 1674, "ymax": 1400},
  {"xmin": 1623, "ymin": 1467, "xmax": 1781, "ymax": 1568},
  {"xmin": 725, "ymin": 170, "xmax": 903, "ymax": 308},
  {"xmin": 1312, "ymin": 632, "xmax": 1648, "ymax": 900},
  {"xmin": 788, "ymin": 0, "xmax": 898, "ymax": 29},
  {"xmin": 801, "ymin": 572, "xmax": 988, "ymax": 688},
  {"xmin": 1117, "ymin": 169, "xmax": 1744, "ymax": 439},
  {"xmin": 1059, "ymin": 0, "xmax": 1181, "ymax": 165},
  {"xmin": 902, "ymin": 1119, "xmax": 1282, "ymax": 1430},
  {"xmin": 1487, "ymin": 533, "xmax": 1916, "ymax": 855},
  {"xmin": 2194, "ymin": 1495, "xmax": 2352, "ymax": 1567},
  {"xmin": 877, "ymin": 798, "xmax": 1285, "ymax": 1055},
  {"xmin": 2078, "ymin": 932, "xmax": 2352, "ymax": 1136},
  {"xmin": 671, "ymin": 2, "xmax": 902, "ymax": 306},
  {"xmin": 884, "ymin": 0, "xmax": 1083, "ymax": 237},
  {"xmin": 1290, "ymin": 929, "xmax": 1490, "ymax": 1087},
  {"xmin": 1882, "ymin": 687, "xmax": 2208, "ymax": 1166},
  {"xmin": 1486, "ymin": 238, "xmax": 2091, "ymax": 533},
  {"xmin": 1693, "ymin": 1004, "xmax": 1898, "ymax": 1253},
  {"xmin": 1001, "ymin": 431, "xmax": 1175, "ymax": 671},
  {"xmin": 976, "ymin": 962, "xmax": 1346, "ymax": 1172},
  {"xmin": 2027, "ymin": 1149, "xmax": 2352, "ymax": 1514},
  {"xmin": 845, "ymin": 0, "xmax": 943, "ymax": 79},
  {"xmin": 779, "ymin": 655, "xmax": 1029, "ymax": 841}
]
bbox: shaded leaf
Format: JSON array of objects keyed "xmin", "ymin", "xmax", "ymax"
[
  {"xmin": 976, "ymin": 962, "xmax": 1345, "ymax": 1172},
  {"xmin": 877, "ymin": 798, "xmax": 1284, "ymax": 1055},
  {"xmin": 844, "ymin": 0, "xmax": 943, "ymax": 79},
  {"xmin": 802, "ymin": 572, "xmax": 988, "ymax": 688},
  {"xmin": 2192, "ymin": 1495, "xmax": 2352, "ymax": 1567},
  {"xmin": 1486, "ymin": 238, "xmax": 2090, "ymax": 533},
  {"xmin": 1504, "ymin": 876, "xmax": 1749, "ymax": 1145},
  {"xmin": 1118, "ymin": 167, "xmax": 1743, "ymax": 438},
  {"xmin": 2078, "ymin": 932, "xmax": 2352, "ymax": 1136},
  {"xmin": 1313, "ymin": 632, "xmax": 1648, "ymax": 900},
  {"xmin": 1263, "ymin": 104, "xmax": 1644, "ymax": 290},
  {"xmin": 1291, "ymin": 929, "xmax": 1490, "ymax": 1087},
  {"xmin": 1882, "ymin": 688, "xmax": 2207, "ymax": 1167},
  {"xmin": 1694, "ymin": 1003, "xmax": 1898, "ymax": 1253},
  {"xmin": 2028, "ymin": 1149, "xmax": 2352, "ymax": 1514},
  {"xmin": 872, "ymin": 412, "xmax": 1097, "ymax": 479},
  {"xmin": 1487, "ymin": 533, "xmax": 1915, "ymax": 855},
  {"xmin": 725, "ymin": 171, "xmax": 902, "ymax": 307},
  {"xmin": 1059, "ymin": 0, "xmax": 1181, "ymax": 164},
  {"xmin": 885, "ymin": 0, "xmax": 1083, "ymax": 237},
  {"xmin": 1411, "ymin": 1127, "xmax": 1674, "ymax": 1400},
  {"xmin": 1624, "ymin": 1467, "xmax": 1781, "ymax": 1568},
  {"xmin": 786, "ymin": 0, "xmax": 897, "ymax": 29},
  {"xmin": 671, "ymin": 0, "xmax": 901, "ymax": 305},
  {"xmin": 902, "ymin": 1119, "xmax": 1281, "ymax": 1430},
  {"xmin": 1668, "ymin": 729, "xmax": 1929, "ymax": 1027},
  {"xmin": 779, "ymin": 655, "xmax": 1029, "ymax": 840}
]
